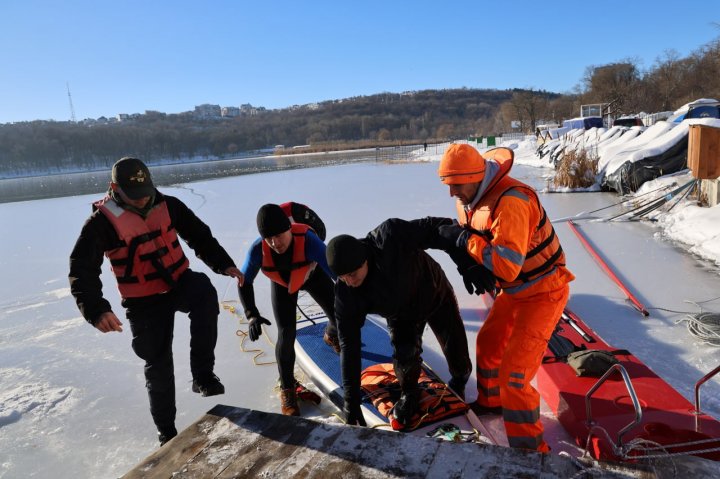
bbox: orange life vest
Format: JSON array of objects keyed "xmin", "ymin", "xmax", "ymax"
[
  {"xmin": 261, "ymin": 223, "xmax": 316, "ymax": 294},
  {"xmin": 96, "ymin": 197, "xmax": 189, "ymax": 298},
  {"xmin": 457, "ymin": 148, "xmax": 566, "ymax": 290},
  {"xmin": 360, "ymin": 363, "xmax": 468, "ymax": 430}
]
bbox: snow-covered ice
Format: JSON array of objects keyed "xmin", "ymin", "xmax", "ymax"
[{"xmin": 2, "ymin": 140, "xmax": 720, "ymax": 478}]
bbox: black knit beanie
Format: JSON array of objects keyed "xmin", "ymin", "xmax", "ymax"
[
  {"xmin": 256, "ymin": 203, "xmax": 291, "ymax": 238},
  {"xmin": 326, "ymin": 234, "xmax": 368, "ymax": 276}
]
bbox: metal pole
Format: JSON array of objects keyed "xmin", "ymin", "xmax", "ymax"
[{"xmin": 567, "ymin": 220, "xmax": 649, "ymax": 317}]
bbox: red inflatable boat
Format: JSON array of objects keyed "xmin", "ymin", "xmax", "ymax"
[{"xmin": 538, "ymin": 308, "xmax": 720, "ymax": 462}]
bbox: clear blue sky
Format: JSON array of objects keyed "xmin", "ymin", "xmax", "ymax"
[{"xmin": 1, "ymin": 0, "xmax": 718, "ymax": 124}]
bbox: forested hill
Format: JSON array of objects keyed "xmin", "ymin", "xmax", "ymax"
[{"xmin": 0, "ymin": 88, "xmax": 560, "ymax": 178}]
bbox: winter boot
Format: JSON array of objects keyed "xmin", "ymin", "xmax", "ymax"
[
  {"xmin": 392, "ymin": 390, "xmax": 420, "ymax": 427},
  {"xmin": 158, "ymin": 425, "xmax": 177, "ymax": 446},
  {"xmin": 323, "ymin": 330, "xmax": 341, "ymax": 354},
  {"xmin": 191, "ymin": 373, "xmax": 225, "ymax": 397},
  {"xmin": 447, "ymin": 371, "xmax": 471, "ymax": 401},
  {"xmin": 280, "ymin": 388, "xmax": 300, "ymax": 416}
]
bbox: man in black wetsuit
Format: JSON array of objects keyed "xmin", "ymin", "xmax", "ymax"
[{"xmin": 237, "ymin": 203, "xmax": 339, "ymax": 416}]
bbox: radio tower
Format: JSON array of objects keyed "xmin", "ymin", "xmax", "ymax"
[{"xmin": 66, "ymin": 82, "xmax": 77, "ymax": 122}]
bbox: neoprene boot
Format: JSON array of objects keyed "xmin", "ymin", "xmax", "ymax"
[{"xmin": 280, "ymin": 388, "xmax": 300, "ymax": 416}]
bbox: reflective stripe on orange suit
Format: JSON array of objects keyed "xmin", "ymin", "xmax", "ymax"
[
  {"xmin": 457, "ymin": 147, "xmax": 575, "ymax": 452},
  {"xmin": 261, "ymin": 223, "xmax": 316, "ymax": 294},
  {"xmin": 96, "ymin": 197, "xmax": 189, "ymax": 298}
]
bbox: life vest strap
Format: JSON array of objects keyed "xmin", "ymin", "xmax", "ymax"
[
  {"xmin": 116, "ymin": 255, "xmax": 187, "ymax": 284},
  {"xmin": 262, "ymin": 259, "xmax": 313, "ymax": 273},
  {"xmin": 517, "ymin": 244, "xmax": 564, "ymax": 282}
]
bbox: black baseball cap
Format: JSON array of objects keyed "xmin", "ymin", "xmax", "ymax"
[{"xmin": 111, "ymin": 157, "xmax": 155, "ymax": 199}]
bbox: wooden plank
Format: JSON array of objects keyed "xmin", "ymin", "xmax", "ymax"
[
  {"xmin": 122, "ymin": 405, "xmax": 248, "ymax": 479},
  {"xmin": 123, "ymin": 405, "xmax": 720, "ymax": 478}
]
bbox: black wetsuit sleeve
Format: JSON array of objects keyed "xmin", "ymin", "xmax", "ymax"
[
  {"xmin": 238, "ymin": 283, "xmax": 260, "ymax": 318},
  {"xmin": 165, "ymin": 195, "xmax": 237, "ymax": 274},
  {"xmin": 68, "ymin": 212, "xmax": 117, "ymax": 325},
  {"xmin": 368, "ymin": 217, "xmax": 454, "ymax": 254}
]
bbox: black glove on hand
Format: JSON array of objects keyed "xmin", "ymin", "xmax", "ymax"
[
  {"xmin": 462, "ymin": 264, "xmax": 496, "ymax": 295},
  {"xmin": 247, "ymin": 315, "xmax": 271, "ymax": 341},
  {"xmin": 437, "ymin": 223, "xmax": 470, "ymax": 250},
  {"xmin": 343, "ymin": 402, "xmax": 367, "ymax": 426}
]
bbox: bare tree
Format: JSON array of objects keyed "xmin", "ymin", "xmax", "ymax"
[{"xmin": 582, "ymin": 60, "xmax": 642, "ymax": 115}]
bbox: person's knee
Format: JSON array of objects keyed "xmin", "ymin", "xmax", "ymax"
[
  {"xmin": 146, "ymin": 372, "xmax": 174, "ymax": 393},
  {"xmin": 394, "ymin": 341, "xmax": 419, "ymax": 365},
  {"xmin": 182, "ymin": 271, "xmax": 219, "ymax": 312},
  {"xmin": 132, "ymin": 332, "xmax": 169, "ymax": 363}
]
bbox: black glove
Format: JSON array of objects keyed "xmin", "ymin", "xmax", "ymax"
[
  {"xmin": 437, "ymin": 222, "xmax": 470, "ymax": 251},
  {"xmin": 343, "ymin": 402, "xmax": 367, "ymax": 426},
  {"xmin": 247, "ymin": 315, "xmax": 271, "ymax": 341},
  {"xmin": 461, "ymin": 264, "xmax": 496, "ymax": 295}
]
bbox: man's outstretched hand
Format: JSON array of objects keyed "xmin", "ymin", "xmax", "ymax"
[{"xmin": 94, "ymin": 311, "xmax": 123, "ymax": 333}]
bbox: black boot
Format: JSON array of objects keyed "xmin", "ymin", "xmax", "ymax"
[
  {"xmin": 392, "ymin": 390, "xmax": 420, "ymax": 426},
  {"xmin": 448, "ymin": 371, "xmax": 471, "ymax": 400},
  {"xmin": 192, "ymin": 373, "xmax": 225, "ymax": 397},
  {"xmin": 158, "ymin": 425, "xmax": 177, "ymax": 446}
]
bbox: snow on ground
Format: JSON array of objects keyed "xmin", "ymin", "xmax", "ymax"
[{"xmin": 1, "ymin": 141, "xmax": 720, "ymax": 478}]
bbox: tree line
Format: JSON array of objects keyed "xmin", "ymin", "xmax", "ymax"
[
  {"xmin": 500, "ymin": 37, "xmax": 720, "ymax": 133},
  {"xmin": 1, "ymin": 36, "xmax": 717, "ymax": 178}
]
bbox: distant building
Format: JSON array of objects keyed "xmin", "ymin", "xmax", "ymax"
[
  {"xmin": 221, "ymin": 106, "xmax": 240, "ymax": 118},
  {"xmin": 144, "ymin": 110, "xmax": 167, "ymax": 119},
  {"xmin": 240, "ymin": 103, "xmax": 259, "ymax": 116},
  {"xmin": 194, "ymin": 104, "xmax": 222, "ymax": 119},
  {"xmin": 117, "ymin": 113, "xmax": 130, "ymax": 122}
]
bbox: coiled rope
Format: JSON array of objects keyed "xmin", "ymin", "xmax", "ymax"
[
  {"xmin": 675, "ymin": 311, "xmax": 720, "ymax": 347},
  {"xmin": 580, "ymin": 422, "xmax": 720, "ymax": 469}
]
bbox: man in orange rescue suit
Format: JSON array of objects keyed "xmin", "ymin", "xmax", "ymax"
[
  {"xmin": 436, "ymin": 144, "xmax": 574, "ymax": 453},
  {"xmin": 237, "ymin": 203, "xmax": 339, "ymax": 417},
  {"xmin": 69, "ymin": 157, "xmax": 242, "ymax": 446}
]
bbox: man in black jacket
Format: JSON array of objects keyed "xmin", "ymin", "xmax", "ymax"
[
  {"xmin": 326, "ymin": 218, "xmax": 472, "ymax": 426},
  {"xmin": 69, "ymin": 157, "xmax": 242, "ymax": 445}
]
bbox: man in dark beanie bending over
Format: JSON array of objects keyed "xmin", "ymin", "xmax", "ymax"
[
  {"xmin": 237, "ymin": 203, "xmax": 339, "ymax": 416},
  {"xmin": 69, "ymin": 157, "xmax": 242, "ymax": 446},
  {"xmin": 326, "ymin": 218, "xmax": 472, "ymax": 427}
]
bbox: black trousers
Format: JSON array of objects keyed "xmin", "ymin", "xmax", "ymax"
[
  {"xmin": 387, "ymin": 288, "xmax": 471, "ymax": 394},
  {"xmin": 124, "ymin": 269, "xmax": 220, "ymax": 432},
  {"xmin": 271, "ymin": 267, "xmax": 337, "ymax": 389}
]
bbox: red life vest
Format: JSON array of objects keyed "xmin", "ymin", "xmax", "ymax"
[
  {"xmin": 260, "ymin": 223, "xmax": 316, "ymax": 294},
  {"xmin": 279, "ymin": 202, "xmax": 296, "ymax": 221},
  {"xmin": 96, "ymin": 197, "xmax": 189, "ymax": 298},
  {"xmin": 457, "ymin": 148, "xmax": 565, "ymax": 290},
  {"xmin": 360, "ymin": 363, "xmax": 468, "ymax": 431}
]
